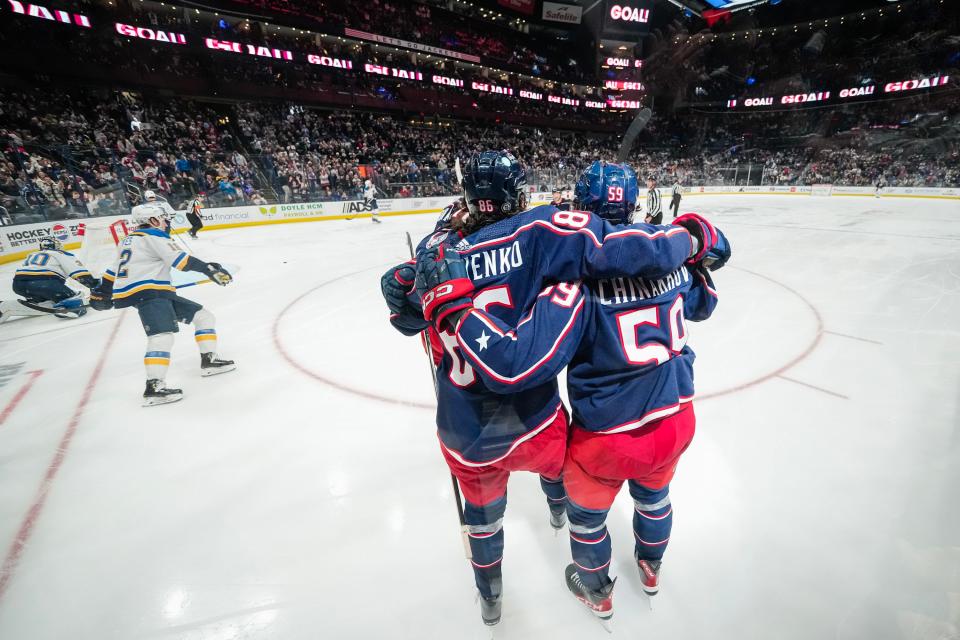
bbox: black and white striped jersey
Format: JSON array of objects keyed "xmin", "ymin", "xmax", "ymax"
[{"xmin": 646, "ymin": 188, "xmax": 662, "ymax": 217}]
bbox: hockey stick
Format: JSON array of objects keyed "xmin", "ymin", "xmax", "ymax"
[
  {"xmin": 406, "ymin": 231, "xmax": 473, "ymax": 560},
  {"xmin": 616, "ymin": 107, "xmax": 653, "ymax": 162}
]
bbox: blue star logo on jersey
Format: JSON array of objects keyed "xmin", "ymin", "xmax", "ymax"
[{"xmin": 476, "ymin": 331, "xmax": 490, "ymax": 352}]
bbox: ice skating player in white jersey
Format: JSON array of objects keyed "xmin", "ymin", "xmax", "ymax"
[
  {"xmin": 363, "ymin": 179, "xmax": 381, "ymax": 223},
  {"xmin": 135, "ymin": 189, "xmax": 177, "ymax": 222},
  {"xmin": 89, "ymin": 201, "xmax": 236, "ymax": 406},
  {"xmin": 875, "ymin": 178, "xmax": 885, "ymax": 198},
  {"xmin": 2, "ymin": 237, "xmax": 98, "ymax": 321}
]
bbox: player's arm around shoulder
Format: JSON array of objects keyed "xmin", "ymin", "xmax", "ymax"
[
  {"xmin": 681, "ymin": 218, "xmax": 731, "ymax": 322},
  {"xmin": 684, "ymin": 266, "xmax": 719, "ymax": 322},
  {"xmin": 453, "ymin": 281, "xmax": 586, "ymax": 394},
  {"xmin": 525, "ymin": 204, "xmax": 693, "ymax": 282}
]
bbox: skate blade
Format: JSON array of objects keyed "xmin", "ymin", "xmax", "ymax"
[
  {"xmin": 641, "ymin": 587, "xmax": 657, "ymax": 610},
  {"xmin": 142, "ymin": 393, "xmax": 183, "ymax": 407},
  {"xmin": 569, "ymin": 592, "xmax": 614, "ymax": 628},
  {"xmin": 201, "ymin": 364, "xmax": 237, "ymax": 377}
]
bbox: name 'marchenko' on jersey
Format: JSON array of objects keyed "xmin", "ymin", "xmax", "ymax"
[
  {"xmin": 463, "ymin": 241, "xmax": 524, "ymax": 281},
  {"xmin": 595, "ymin": 266, "xmax": 689, "ymax": 306}
]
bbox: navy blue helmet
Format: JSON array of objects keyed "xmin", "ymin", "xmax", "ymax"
[
  {"xmin": 573, "ymin": 161, "xmax": 639, "ymax": 225},
  {"xmin": 461, "ymin": 150, "xmax": 527, "ymax": 232}
]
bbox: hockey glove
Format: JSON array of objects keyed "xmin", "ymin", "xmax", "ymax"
[
  {"xmin": 415, "ymin": 244, "xmax": 474, "ymax": 329},
  {"xmin": 88, "ymin": 283, "xmax": 113, "ymax": 311},
  {"xmin": 75, "ymin": 274, "xmax": 100, "ymax": 290},
  {"xmin": 381, "ymin": 262, "xmax": 429, "ymax": 336},
  {"xmin": 702, "ymin": 227, "xmax": 731, "ymax": 271},
  {"xmin": 380, "ymin": 262, "xmax": 417, "ymax": 315},
  {"xmin": 672, "ymin": 213, "xmax": 719, "ymax": 264},
  {"xmin": 205, "ymin": 262, "xmax": 233, "ymax": 286}
]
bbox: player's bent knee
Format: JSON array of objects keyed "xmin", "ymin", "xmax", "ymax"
[
  {"xmin": 192, "ymin": 307, "xmax": 215, "ymax": 329},
  {"xmin": 630, "ymin": 483, "xmax": 671, "ymax": 514},
  {"xmin": 567, "ymin": 500, "xmax": 608, "ymax": 530},
  {"xmin": 464, "ymin": 495, "xmax": 507, "ymax": 525},
  {"xmin": 147, "ymin": 332, "xmax": 176, "ymax": 351}
]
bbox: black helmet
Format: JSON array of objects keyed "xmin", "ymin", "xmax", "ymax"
[{"xmin": 461, "ymin": 150, "xmax": 527, "ymax": 232}]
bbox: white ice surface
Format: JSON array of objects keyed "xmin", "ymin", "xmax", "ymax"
[{"xmin": 0, "ymin": 195, "xmax": 957, "ymax": 640}]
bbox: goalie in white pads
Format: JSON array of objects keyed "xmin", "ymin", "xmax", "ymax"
[
  {"xmin": 2, "ymin": 237, "xmax": 97, "ymax": 321},
  {"xmin": 90, "ymin": 196, "xmax": 236, "ymax": 406}
]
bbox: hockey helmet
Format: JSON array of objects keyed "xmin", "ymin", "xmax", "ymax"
[
  {"xmin": 38, "ymin": 237, "xmax": 63, "ymax": 251},
  {"xmin": 132, "ymin": 202, "xmax": 172, "ymax": 230},
  {"xmin": 574, "ymin": 161, "xmax": 638, "ymax": 225},
  {"xmin": 143, "ymin": 190, "xmax": 157, "ymax": 201},
  {"xmin": 461, "ymin": 150, "xmax": 527, "ymax": 232}
]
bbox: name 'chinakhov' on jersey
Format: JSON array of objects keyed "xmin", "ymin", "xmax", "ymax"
[
  {"xmin": 412, "ymin": 204, "xmax": 694, "ymax": 465},
  {"xmin": 451, "ymin": 261, "xmax": 719, "ymax": 435}
]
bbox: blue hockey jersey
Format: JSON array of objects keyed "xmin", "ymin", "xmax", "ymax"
[
  {"xmin": 412, "ymin": 204, "xmax": 694, "ymax": 465},
  {"xmin": 451, "ymin": 265, "xmax": 718, "ymax": 434}
]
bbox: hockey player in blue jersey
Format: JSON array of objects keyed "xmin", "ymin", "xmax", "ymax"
[
  {"xmin": 414, "ymin": 160, "xmax": 730, "ymax": 621},
  {"xmin": 2, "ymin": 237, "xmax": 97, "ymax": 320},
  {"xmin": 90, "ymin": 204, "xmax": 236, "ymax": 406},
  {"xmin": 381, "ymin": 151, "xmax": 723, "ymax": 626}
]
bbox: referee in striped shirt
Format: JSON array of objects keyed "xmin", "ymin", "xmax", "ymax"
[{"xmin": 644, "ymin": 175, "xmax": 663, "ymax": 224}]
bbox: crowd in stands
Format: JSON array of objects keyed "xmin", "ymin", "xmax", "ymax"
[
  {"xmin": 226, "ymin": 0, "xmax": 590, "ymax": 83},
  {"xmin": 0, "ymin": 1, "xmax": 602, "ymax": 131},
  {"xmin": 1, "ymin": 86, "xmax": 957, "ymax": 224},
  {"xmin": 0, "ymin": 89, "xmax": 270, "ymax": 222},
  {"xmin": 643, "ymin": 0, "xmax": 959, "ymax": 109}
]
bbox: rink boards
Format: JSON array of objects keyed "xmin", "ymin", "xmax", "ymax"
[{"xmin": 1, "ymin": 186, "xmax": 957, "ymax": 265}]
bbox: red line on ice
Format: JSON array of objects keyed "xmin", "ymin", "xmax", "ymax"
[
  {"xmin": 0, "ymin": 370, "xmax": 44, "ymax": 427},
  {"xmin": 697, "ymin": 266, "xmax": 824, "ymax": 400},
  {"xmin": 0, "ymin": 313, "xmax": 125, "ymax": 605},
  {"xmin": 273, "ymin": 269, "xmax": 435, "ymax": 411},
  {"xmin": 275, "ymin": 266, "xmax": 824, "ymax": 407}
]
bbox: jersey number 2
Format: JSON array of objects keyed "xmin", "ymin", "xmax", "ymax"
[{"xmin": 117, "ymin": 249, "xmax": 133, "ymax": 278}]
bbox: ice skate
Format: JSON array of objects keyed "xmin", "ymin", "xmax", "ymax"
[
  {"xmin": 200, "ymin": 352, "xmax": 236, "ymax": 376},
  {"xmin": 479, "ymin": 593, "xmax": 502, "ymax": 626},
  {"xmin": 549, "ymin": 505, "xmax": 567, "ymax": 531},
  {"xmin": 635, "ymin": 552, "xmax": 661, "ymax": 596},
  {"xmin": 478, "ymin": 577, "xmax": 502, "ymax": 626},
  {"xmin": 564, "ymin": 563, "xmax": 615, "ymax": 623},
  {"xmin": 143, "ymin": 379, "xmax": 183, "ymax": 407}
]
